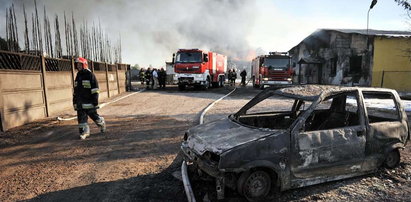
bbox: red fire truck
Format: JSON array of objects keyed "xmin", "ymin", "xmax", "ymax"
[
  {"xmin": 251, "ymin": 52, "xmax": 294, "ymax": 89},
  {"xmin": 173, "ymin": 49, "xmax": 227, "ymax": 90}
]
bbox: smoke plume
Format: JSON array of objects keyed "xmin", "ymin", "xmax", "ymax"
[{"xmin": 0, "ymin": 0, "xmax": 257, "ymax": 67}]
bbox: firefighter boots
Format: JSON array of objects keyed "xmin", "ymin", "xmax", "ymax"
[
  {"xmin": 95, "ymin": 117, "xmax": 106, "ymax": 133},
  {"xmin": 79, "ymin": 123, "xmax": 90, "ymax": 140}
]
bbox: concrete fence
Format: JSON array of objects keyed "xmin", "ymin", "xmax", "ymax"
[{"xmin": 0, "ymin": 50, "xmax": 131, "ymax": 131}]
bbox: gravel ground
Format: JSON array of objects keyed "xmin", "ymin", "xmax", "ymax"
[{"xmin": 0, "ymin": 84, "xmax": 410, "ymax": 202}]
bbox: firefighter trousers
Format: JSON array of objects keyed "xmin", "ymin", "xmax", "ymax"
[{"xmin": 77, "ymin": 109, "xmax": 104, "ymax": 134}]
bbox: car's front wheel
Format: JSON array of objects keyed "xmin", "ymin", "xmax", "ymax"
[
  {"xmin": 384, "ymin": 149, "xmax": 400, "ymax": 169},
  {"xmin": 240, "ymin": 170, "xmax": 272, "ymax": 201}
]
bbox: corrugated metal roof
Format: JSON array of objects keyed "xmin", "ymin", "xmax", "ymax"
[{"xmin": 323, "ymin": 29, "xmax": 411, "ymax": 37}]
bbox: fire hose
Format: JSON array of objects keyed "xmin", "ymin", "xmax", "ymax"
[{"xmin": 57, "ymin": 89, "xmax": 145, "ymax": 121}]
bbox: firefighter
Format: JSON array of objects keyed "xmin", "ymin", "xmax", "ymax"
[
  {"xmin": 73, "ymin": 57, "xmax": 106, "ymax": 140},
  {"xmin": 240, "ymin": 69, "xmax": 247, "ymax": 86},
  {"xmin": 227, "ymin": 69, "xmax": 232, "ymax": 85},
  {"xmin": 230, "ymin": 69, "xmax": 237, "ymax": 86},
  {"xmin": 158, "ymin": 68, "xmax": 167, "ymax": 89},
  {"xmin": 145, "ymin": 68, "xmax": 152, "ymax": 89},
  {"xmin": 139, "ymin": 68, "xmax": 145, "ymax": 85},
  {"xmin": 152, "ymin": 68, "xmax": 159, "ymax": 89}
]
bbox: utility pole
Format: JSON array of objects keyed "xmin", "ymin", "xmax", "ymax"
[{"xmin": 367, "ymin": 0, "xmax": 378, "ymax": 36}]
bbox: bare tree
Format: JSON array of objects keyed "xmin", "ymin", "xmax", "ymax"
[{"xmin": 23, "ymin": 4, "xmax": 30, "ymax": 53}]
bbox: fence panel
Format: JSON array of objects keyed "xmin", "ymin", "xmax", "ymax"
[
  {"xmin": 93, "ymin": 62, "xmax": 109, "ymax": 100},
  {"xmin": 0, "ymin": 70, "xmax": 47, "ymax": 130},
  {"xmin": 108, "ymin": 64, "xmax": 118, "ymax": 97},
  {"xmin": 45, "ymin": 58, "xmax": 73, "ymax": 116},
  {"xmin": 0, "ymin": 51, "xmax": 129, "ymax": 131},
  {"xmin": 117, "ymin": 64, "xmax": 128, "ymax": 93}
]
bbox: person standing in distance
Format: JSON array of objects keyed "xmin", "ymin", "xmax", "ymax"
[{"xmin": 73, "ymin": 57, "xmax": 106, "ymax": 140}]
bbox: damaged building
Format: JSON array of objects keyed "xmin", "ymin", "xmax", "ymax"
[{"xmin": 289, "ymin": 29, "xmax": 411, "ymax": 91}]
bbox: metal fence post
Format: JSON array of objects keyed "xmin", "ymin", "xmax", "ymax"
[
  {"xmin": 90, "ymin": 60, "xmax": 94, "ymax": 72},
  {"xmin": 41, "ymin": 55, "xmax": 50, "ymax": 117},
  {"xmin": 105, "ymin": 63, "xmax": 110, "ymax": 98},
  {"xmin": 0, "ymin": 79, "xmax": 4, "ymax": 131},
  {"xmin": 71, "ymin": 58, "xmax": 76, "ymax": 88},
  {"xmin": 116, "ymin": 64, "xmax": 121, "ymax": 94}
]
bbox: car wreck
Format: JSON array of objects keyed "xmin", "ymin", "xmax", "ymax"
[{"xmin": 181, "ymin": 85, "xmax": 410, "ymax": 201}]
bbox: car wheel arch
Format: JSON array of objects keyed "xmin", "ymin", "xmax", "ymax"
[
  {"xmin": 223, "ymin": 160, "xmax": 282, "ymax": 186},
  {"xmin": 384, "ymin": 142, "xmax": 404, "ymax": 154}
]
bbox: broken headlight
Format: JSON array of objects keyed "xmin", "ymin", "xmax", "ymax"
[
  {"xmin": 203, "ymin": 151, "xmax": 220, "ymax": 163},
  {"xmin": 183, "ymin": 132, "xmax": 189, "ymax": 141}
]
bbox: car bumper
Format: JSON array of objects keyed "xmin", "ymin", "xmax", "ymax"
[
  {"xmin": 262, "ymin": 80, "xmax": 292, "ymax": 85},
  {"xmin": 182, "ymin": 161, "xmax": 196, "ymax": 202},
  {"xmin": 176, "ymin": 73, "xmax": 207, "ymax": 85},
  {"xmin": 181, "ymin": 144, "xmax": 226, "ymax": 200}
]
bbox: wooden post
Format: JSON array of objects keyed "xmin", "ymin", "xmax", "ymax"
[
  {"xmin": 40, "ymin": 55, "xmax": 50, "ymax": 117},
  {"xmin": 71, "ymin": 58, "xmax": 76, "ymax": 88},
  {"xmin": 105, "ymin": 63, "xmax": 110, "ymax": 98},
  {"xmin": 127, "ymin": 65, "xmax": 132, "ymax": 91},
  {"xmin": 0, "ymin": 76, "xmax": 4, "ymax": 131},
  {"xmin": 90, "ymin": 60, "xmax": 94, "ymax": 72},
  {"xmin": 115, "ymin": 64, "xmax": 120, "ymax": 94}
]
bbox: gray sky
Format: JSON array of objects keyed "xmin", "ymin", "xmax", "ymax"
[{"xmin": 0, "ymin": 0, "xmax": 410, "ymax": 67}]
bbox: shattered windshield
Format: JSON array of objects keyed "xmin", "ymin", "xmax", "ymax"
[
  {"xmin": 175, "ymin": 52, "xmax": 202, "ymax": 63},
  {"xmin": 246, "ymin": 95, "xmax": 296, "ymax": 114},
  {"xmin": 263, "ymin": 58, "xmax": 289, "ymax": 71}
]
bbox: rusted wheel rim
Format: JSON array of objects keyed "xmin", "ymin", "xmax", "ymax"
[
  {"xmin": 244, "ymin": 171, "xmax": 271, "ymax": 199},
  {"xmin": 385, "ymin": 150, "xmax": 400, "ymax": 168}
]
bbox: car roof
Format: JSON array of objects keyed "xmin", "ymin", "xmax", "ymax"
[{"xmin": 272, "ymin": 85, "xmax": 396, "ymax": 101}]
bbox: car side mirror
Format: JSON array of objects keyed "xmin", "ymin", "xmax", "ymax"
[{"xmin": 172, "ymin": 53, "xmax": 175, "ymax": 64}]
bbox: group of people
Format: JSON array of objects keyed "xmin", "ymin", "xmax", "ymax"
[
  {"xmin": 139, "ymin": 67, "xmax": 167, "ymax": 89},
  {"xmin": 228, "ymin": 69, "xmax": 247, "ymax": 86}
]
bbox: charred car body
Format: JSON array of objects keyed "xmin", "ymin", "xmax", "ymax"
[{"xmin": 181, "ymin": 85, "xmax": 410, "ymax": 201}]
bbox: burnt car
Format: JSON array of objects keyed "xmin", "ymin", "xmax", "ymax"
[{"xmin": 181, "ymin": 85, "xmax": 410, "ymax": 201}]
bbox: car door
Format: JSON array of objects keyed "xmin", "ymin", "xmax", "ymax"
[
  {"xmin": 290, "ymin": 91, "xmax": 366, "ymax": 185},
  {"xmin": 362, "ymin": 91, "xmax": 409, "ymax": 160}
]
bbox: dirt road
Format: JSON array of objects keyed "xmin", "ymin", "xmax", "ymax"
[
  {"xmin": 0, "ymin": 85, "xmax": 410, "ymax": 202},
  {"xmin": 0, "ymin": 85, "xmax": 232, "ymax": 202}
]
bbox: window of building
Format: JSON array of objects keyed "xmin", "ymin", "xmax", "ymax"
[
  {"xmin": 330, "ymin": 58, "xmax": 337, "ymax": 77},
  {"xmin": 349, "ymin": 56, "xmax": 362, "ymax": 75}
]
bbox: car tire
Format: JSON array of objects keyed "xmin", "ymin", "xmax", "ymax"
[
  {"xmin": 240, "ymin": 170, "xmax": 272, "ymax": 201},
  {"xmin": 384, "ymin": 149, "xmax": 400, "ymax": 169}
]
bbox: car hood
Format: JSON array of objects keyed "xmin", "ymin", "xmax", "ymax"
[{"xmin": 186, "ymin": 117, "xmax": 280, "ymax": 155}]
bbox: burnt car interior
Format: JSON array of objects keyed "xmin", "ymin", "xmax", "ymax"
[
  {"xmin": 237, "ymin": 96, "xmax": 309, "ymax": 129},
  {"xmin": 305, "ymin": 92, "xmax": 360, "ymax": 131}
]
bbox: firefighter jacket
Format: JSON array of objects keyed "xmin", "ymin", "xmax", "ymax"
[{"xmin": 73, "ymin": 69, "xmax": 99, "ymax": 110}]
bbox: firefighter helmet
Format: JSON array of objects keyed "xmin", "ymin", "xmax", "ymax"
[{"xmin": 75, "ymin": 57, "xmax": 88, "ymax": 69}]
